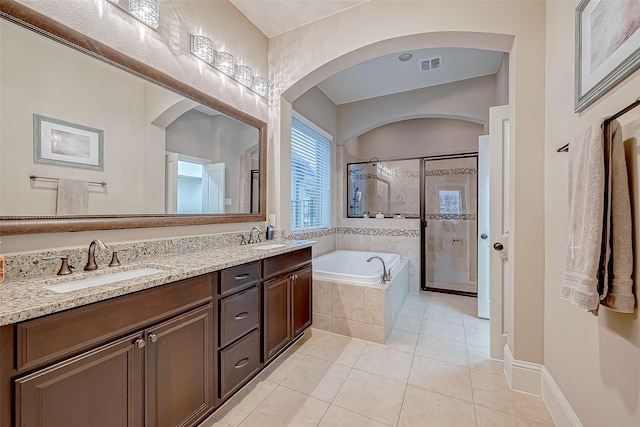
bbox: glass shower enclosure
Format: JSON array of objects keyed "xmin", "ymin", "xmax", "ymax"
[{"xmin": 422, "ymin": 155, "xmax": 478, "ymax": 295}]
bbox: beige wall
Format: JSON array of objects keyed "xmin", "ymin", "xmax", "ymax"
[
  {"xmin": 545, "ymin": 2, "xmax": 640, "ymax": 426},
  {"xmin": 271, "ymin": 0, "xmax": 546, "ymax": 365}
]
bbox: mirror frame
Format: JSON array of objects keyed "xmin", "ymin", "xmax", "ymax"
[{"xmin": 0, "ymin": 1, "xmax": 267, "ymax": 235}]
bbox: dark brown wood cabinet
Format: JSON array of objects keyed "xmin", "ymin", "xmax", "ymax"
[{"xmin": 262, "ymin": 248, "xmax": 312, "ymax": 362}]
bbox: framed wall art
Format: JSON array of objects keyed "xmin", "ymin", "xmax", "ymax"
[
  {"xmin": 575, "ymin": 0, "xmax": 640, "ymax": 112},
  {"xmin": 33, "ymin": 114, "xmax": 104, "ymax": 170}
]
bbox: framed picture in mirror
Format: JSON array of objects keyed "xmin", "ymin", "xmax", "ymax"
[{"xmin": 33, "ymin": 114, "xmax": 104, "ymax": 171}]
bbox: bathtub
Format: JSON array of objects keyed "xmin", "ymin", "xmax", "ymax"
[
  {"xmin": 312, "ymin": 250, "xmax": 409, "ymax": 343},
  {"xmin": 313, "ymin": 250, "xmax": 401, "ymax": 286}
]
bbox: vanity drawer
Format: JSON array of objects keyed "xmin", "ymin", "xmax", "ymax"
[
  {"xmin": 16, "ymin": 274, "xmax": 214, "ymax": 372},
  {"xmin": 263, "ymin": 247, "xmax": 311, "ymax": 280},
  {"xmin": 219, "ymin": 261, "xmax": 260, "ymax": 296},
  {"xmin": 219, "ymin": 285, "xmax": 260, "ymax": 348},
  {"xmin": 219, "ymin": 328, "xmax": 260, "ymax": 399}
]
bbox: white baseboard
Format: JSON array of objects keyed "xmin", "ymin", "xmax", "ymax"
[
  {"xmin": 503, "ymin": 344, "xmax": 542, "ymax": 396},
  {"xmin": 541, "ymin": 367, "xmax": 584, "ymax": 427},
  {"xmin": 503, "ymin": 345, "xmax": 583, "ymax": 427}
]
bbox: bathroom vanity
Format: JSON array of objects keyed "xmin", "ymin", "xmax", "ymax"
[{"xmin": 0, "ymin": 244, "xmax": 312, "ymax": 427}]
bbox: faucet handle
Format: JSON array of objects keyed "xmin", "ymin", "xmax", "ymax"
[
  {"xmin": 43, "ymin": 255, "xmax": 73, "ymax": 275},
  {"xmin": 109, "ymin": 251, "xmax": 121, "ymax": 267}
]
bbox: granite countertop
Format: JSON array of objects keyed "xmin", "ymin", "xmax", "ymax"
[{"xmin": 0, "ymin": 240, "xmax": 314, "ymax": 326}]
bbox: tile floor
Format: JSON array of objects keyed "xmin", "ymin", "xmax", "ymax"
[{"xmin": 200, "ymin": 291, "xmax": 554, "ymax": 427}]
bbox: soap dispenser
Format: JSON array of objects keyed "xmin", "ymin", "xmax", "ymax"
[{"xmin": 266, "ymin": 225, "xmax": 274, "ymax": 240}]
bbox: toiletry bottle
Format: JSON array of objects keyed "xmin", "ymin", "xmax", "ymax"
[{"xmin": 266, "ymin": 225, "xmax": 274, "ymax": 240}]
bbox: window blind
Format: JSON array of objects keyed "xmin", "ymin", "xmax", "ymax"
[{"xmin": 291, "ymin": 115, "xmax": 331, "ymax": 231}]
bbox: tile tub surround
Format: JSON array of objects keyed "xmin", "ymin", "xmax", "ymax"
[
  {"xmin": 312, "ymin": 259, "xmax": 409, "ymax": 343},
  {"xmin": 0, "ymin": 237, "xmax": 313, "ymax": 326}
]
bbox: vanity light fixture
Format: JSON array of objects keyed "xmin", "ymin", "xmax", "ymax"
[
  {"xmin": 190, "ymin": 35, "xmax": 214, "ymax": 63},
  {"xmin": 107, "ymin": 0, "xmax": 159, "ymax": 30},
  {"xmin": 252, "ymin": 77, "xmax": 267, "ymax": 97},
  {"xmin": 214, "ymin": 51, "xmax": 236, "ymax": 76},
  {"xmin": 235, "ymin": 65, "xmax": 254, "ymax": 88},
  {"xmin": 129, "ymin": 0, "xmax": 159, "ymax": 29}
]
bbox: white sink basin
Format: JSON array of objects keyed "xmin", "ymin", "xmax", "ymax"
[
  {"xmin": 45, "ymin": 267, "xmax": 167, "ymax": 293},
  {"xmin": 253, "ymin": 244, "xmax": 286, "ymax": 250}
]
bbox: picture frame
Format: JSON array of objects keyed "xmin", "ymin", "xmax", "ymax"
[
  {"xmin": 33, "ymin": 114, "xmax": 104, "ymax": 170},
  {"xmin": 575, "ymin": 0, "xmax": 640, "ymax": 112}
]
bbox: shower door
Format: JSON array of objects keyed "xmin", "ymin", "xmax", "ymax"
[{"xmin": 423, "ymin": 155, "xmax": 478, "ymax": 295}]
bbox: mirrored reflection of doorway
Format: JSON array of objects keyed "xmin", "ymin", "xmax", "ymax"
[{"xmin": 423, "ymin": 155, "xmax": 478, "ymax": 295}]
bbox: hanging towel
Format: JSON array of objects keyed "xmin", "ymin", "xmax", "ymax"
[
  {"xmin": 560, "ymin": 121, "xmax": 605, "ymax": 311},
  {"xmin": 600, "ymin": 120, "xmax": 635, "ymax": 313},
  {"xmin": 56, "ymin": 178, "xmax": 89, "ymax": 215}
]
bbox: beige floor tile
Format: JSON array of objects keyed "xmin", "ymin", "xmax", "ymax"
[
  {"xmin": 462, "ymin": 313, "xmax": 490, "ymax": 330},
  {"xmin": 292, "ymin": 328, "xmax": 329, "ymax": 354},
  {"xmin": 470, "ymin": 370, "xmax": 554, "ymax": 425},
  {"xmin": 239, "ymin": 385, "xmax": 329, "ymax": 427},
  {"xmin": 385, "ymin": 329, "xmax": 418, "ymax": 354},
  {"xmin": 420, "ymin": 319, "xmax": 466, "ymax": 343},
  {"xmin": 259, "ymin": 351, "xmax": 306, "ymax": 384},
  {"xmin": 308, "ymin": 333, "xmax": 367, "ymax": 367},
  {"xmin": 475, "ymin": 404, "xmax": 555, "ymax": 426},
  {"xmin": 198, "ymin": 417, "xmax": 235, "ymax": 427},
  {"xmin": 213, "ymin": 379, "xmax": 278, "ymax": 426},
  {"xmin": 333, "ymin": 369, "xmax": 406, "ymax": 426},
  {"xmin": 392, "ymin": 313, "xmax": 423, "ymax": 334},
  {"xmin": 464, "ymin": 325, "xmax": 490, "ymax": 348},
  {"xmin": 408, "ymin": 355, "xmax": 473, "ymax": 402},
  {"xmin": 415, "ymin": 334, "xmax": 468, "ymax": 366},
  {"xmin": 318, "ymin": 405, "xmax": 390, "ymax": 427},
  {"xmin": 397, "ymin": 385, "xmax": 476, "ymax": 427},
  {"xmin": 466, "ymin": 344, "xmax": 504, "ymax": 376},
  {"xmin": 354, "ymin": 343, "xmax": 413, "ymax": 383},
  {"xmin": 425, "ymin": 304, "xmax": 464, "ymax": 325},
  {"xmin": 280, "ymin": 355, "xmax": 351, "ymax": 402}
]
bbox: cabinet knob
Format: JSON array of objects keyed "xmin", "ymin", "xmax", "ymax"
[
  {"xmin": 291, "ymin": 274, "xmax": 298, "ymax": 280},
  {"xmin": 148, "ymin": 333, "xmax": 158, "ymax": 343},
  {"xmin": 493, "ymin": 242, "xmax": 504, "ymax": 251},
  {"xmin": 134, "ymin": 338, "xmax": 146, "ymax": 349}
]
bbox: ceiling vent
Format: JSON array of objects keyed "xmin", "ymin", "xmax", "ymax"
[{"xmin": 420, "ymin": 55, "xmax": 442, "ymax": 71}]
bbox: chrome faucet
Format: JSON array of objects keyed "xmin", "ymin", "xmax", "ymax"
[
  {"xmin": 367, "ymin": 256, "xmax": 392, "ymax": 284},
  {"xmin": 248, "ymin": 226, "xmax": 262, "ymax": 244},
  {"xmin": 84, "ymin": 238, "xmax": 107, "ymax": 271}
]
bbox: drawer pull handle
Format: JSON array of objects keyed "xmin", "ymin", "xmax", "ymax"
[
  {"xmin": 235, "ymin": 312, "xmax": 250, "ymax": 320},
  {"xmin": 234, "ymin": 273, "xmax": 250, "ymax": 281},
  {"xmin": 235, "ymin": 358, "xmax": 250, "ymax": 369}
]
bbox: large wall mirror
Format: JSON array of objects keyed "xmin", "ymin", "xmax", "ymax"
[{"xmin": 0, "ymin": 3, "xmax": 266, "ymax": 235}]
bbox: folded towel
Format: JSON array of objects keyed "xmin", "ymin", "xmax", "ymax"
[
  {"xmin": 560, "ymin": 122, "xmax": 605, "ymax": 311},
  {"xmin": 56, "ymin": 178, "xmax": 88, "ymax": 215},
  {"xmin": 600, "ymin": 120, "xmax": 635, "ymax": 313}
]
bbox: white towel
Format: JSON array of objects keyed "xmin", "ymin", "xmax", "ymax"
[
  {"xmin": 560, "ymin": 122, "xmax": 605, "ymax": 311},
  {"xmin": 56, "ymin": 178, "xmax": 88, "ymax": 215},
  {"xmin": 600, "ymin": 120, "xmax": 635, "ymax": 313}
]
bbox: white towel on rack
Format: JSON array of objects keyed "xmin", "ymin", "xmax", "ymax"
[
  {"xmin": 56, "ymin": 178, "xmax": 89, "ymax": 215},
  {"xmin": 560, "ymin": 121, "xmax": 605, "ymax": 311},
  {"xmin": 600, "ymin": 120, "xmax": 635, "ymax": 313}
]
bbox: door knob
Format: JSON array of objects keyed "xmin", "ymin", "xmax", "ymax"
[
  {"xmin": 148, "ymin": 333, "xmax": 158, "ymax": 343},
  {"xmin": 134, "ymin": 338, "xmax": 146, "ymax": 349},
  {"xmin": 480, "ymin": 233, "xmax": 488, "ymax": 240},
  {"xmin": 493, "ymin": 242, "xmax": 504, "ymax": 251}
]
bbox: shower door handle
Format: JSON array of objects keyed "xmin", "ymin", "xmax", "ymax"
[{"xmin": 493, "ymin": 242, "xmax": 504, "ymax": 251}]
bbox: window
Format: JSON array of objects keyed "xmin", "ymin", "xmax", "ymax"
[{"xmin": 291, "ymin": 114, "xmax": 331, "ymax": 231}]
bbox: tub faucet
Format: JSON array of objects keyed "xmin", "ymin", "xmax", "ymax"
[
  {"xmin": 84, "ymin": 238, "xmax": 107, "ymax": 271},
  {"xmin": 367, "ymin": 256, "xmax": 392, "ymax": 284},
  {"xmin": 248, "ymin": 226, "xmax": 262, "ymax": 244}
]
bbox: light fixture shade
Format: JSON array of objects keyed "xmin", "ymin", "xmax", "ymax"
[
  {"xmin": 191, "ymin": 35, "xmax": 214, "ymax": 63},
  {"xmin": 214, "ymin": 51, "xmax": 236, "ymax": 76},
  {"xmin": 129, "ymin": 0, "xmax": 159, "ymax": 29},
  {"xmin": 252, "ymin": 77, "xmax": 267, "ymax": 97},
  {"xmin": 235, "ymin": 65, "xmax": 254, "ymax": 87}
]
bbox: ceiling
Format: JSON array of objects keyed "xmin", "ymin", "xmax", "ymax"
[{"xmin": 230, "ymin": 0, "xmax": 504, "ymax": 105}]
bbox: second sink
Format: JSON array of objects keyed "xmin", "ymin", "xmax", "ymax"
[
  {"xmin": 253, "ymin": 244, "xmax": 286, "ymax": 250},
  {"xmin": 45, "ymin": 267, "xmax": 168, "ymax": 293}
]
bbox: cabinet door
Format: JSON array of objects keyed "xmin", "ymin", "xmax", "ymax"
[
  {"xmin": 146, "ymin": 304, "xmax": 215, "ymax": 427},
  {"xmin": 292, "ymin": 265, "xmax": 313, "ymax": 338},
  {"xmin": 15, "ymin": 333, "xmax": 144, "ymax": 427},
  {"xmin": 263, "ymin": 275, "xmax": 291, "ymax": 361}
]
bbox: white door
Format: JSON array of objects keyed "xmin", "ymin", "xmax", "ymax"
[
  {"xmin": 165, "ymin": 153, "xmax": 179, "ymax": 214},
  {"xmin": 477, "ymin": 135, "xmax": 490, "ymax": 319},
  {"xmin": 489, "ymin": 105, "xmax": 510, "ymax": 360},
  {"xmin": 203, "ymin": 163, "xmax": 225, "ymax": 213}
]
